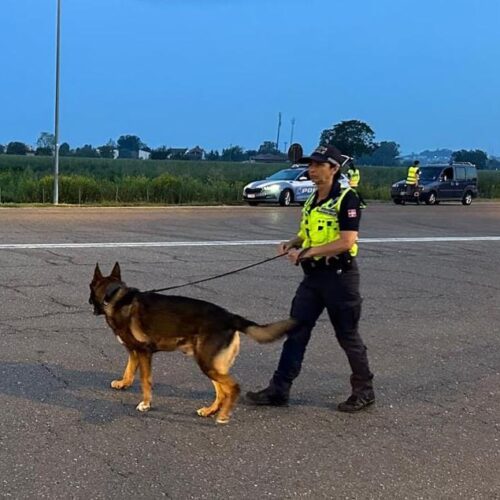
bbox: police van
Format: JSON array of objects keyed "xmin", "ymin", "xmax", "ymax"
[
  {"xmin": 391, "ymin": 162, "xmax": 478, "ymax": 205},
  {"xmin": 243, "ymin": 165, "xmax": 350, "ymax": 206}
]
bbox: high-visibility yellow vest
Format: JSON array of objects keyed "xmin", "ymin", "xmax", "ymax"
[
  {"xmin": 347, "ymin": 167, "xmax": 360, "ymax": 188},
  {"xmin": 298, "ymin": 187, "xmax": 358, "ymax": 259},
  {"xmin": 406, "ymin": 166, "xmax": 420, "ymax": 185}
]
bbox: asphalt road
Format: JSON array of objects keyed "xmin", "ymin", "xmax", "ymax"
[{"xmin": 0, "ymin": 203, "xmax": 499, "ymax": 499}]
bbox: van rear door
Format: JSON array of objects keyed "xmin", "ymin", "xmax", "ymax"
[{"xmin": 455, "ymin": 166, "xmax": 468, "ymax": 199}]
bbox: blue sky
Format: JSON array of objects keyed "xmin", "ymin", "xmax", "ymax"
[{"xmin": 1, "ymin": 0, "xmax": 500, "ymax": 155}]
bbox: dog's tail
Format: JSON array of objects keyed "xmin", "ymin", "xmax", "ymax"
[{"xmin": 231, "ymin": 315, "xmax": 297, "ymax": 344}]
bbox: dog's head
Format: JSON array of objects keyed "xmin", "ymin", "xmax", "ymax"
[{"xmin": 89, "ymin": 262, "xmax": 123, "ymax": 315}]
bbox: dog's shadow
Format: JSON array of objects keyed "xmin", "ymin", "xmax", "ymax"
[{"xmin": 0, "ymin": 361, "xmax": 215, "ymax": 425}]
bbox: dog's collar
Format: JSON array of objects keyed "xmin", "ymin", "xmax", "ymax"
[{"xmin": 103, "ymin": 282, "xmax": 123, "ymax": 306}]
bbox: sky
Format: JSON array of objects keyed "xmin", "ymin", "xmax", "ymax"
[{"xmin": 1, "ymin": 0, "xmax": 500, "ymax": 155}]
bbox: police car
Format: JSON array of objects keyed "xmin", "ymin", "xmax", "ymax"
[{"xmin": 243, "ymin": 165, "xmax": 350, "ymax": 206}]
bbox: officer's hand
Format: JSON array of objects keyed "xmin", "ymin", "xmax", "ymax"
[
  {"xmin": 278, "ymin": 241, "xmax": 292, "ymax": 255},
  {"xmin": 287, "ymin": 248, "xmax": 303, "ymax": 265}
]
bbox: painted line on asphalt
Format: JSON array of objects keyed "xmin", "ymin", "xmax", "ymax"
[{"xmin": 1, "ymin": 236, "xmax": 500, "ymax": 250}]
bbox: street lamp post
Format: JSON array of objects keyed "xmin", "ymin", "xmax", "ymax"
[{"xmin": 53, "ymin": 0, "xmax": 61, "ymax": 205}]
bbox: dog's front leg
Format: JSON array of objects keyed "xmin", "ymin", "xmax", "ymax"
[
  {"xmin": 111, "ymin": 350, "xmax": 139, "ymax": 390},
  {"xmin": 136, "ymin": 351, "xmax": 153, "ymax": 412}
]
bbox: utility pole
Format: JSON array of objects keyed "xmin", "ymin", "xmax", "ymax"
[
  {"xmin": 290, "ymin": 117, "xmax": 296, "ymax": 145},
  {"xmin": 276, "ymin": 112, "xmax": 282, "ymax": 152},
  {"xmin": 53, "ymin": 0, "xmax": 61, "ymax": 205}
]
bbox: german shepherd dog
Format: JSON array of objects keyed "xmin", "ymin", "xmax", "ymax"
[{"xmin": 89, "ymin": 263, "xmax": 296, "ymax": 424}]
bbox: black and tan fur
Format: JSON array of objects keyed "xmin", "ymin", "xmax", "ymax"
[{"xmin": 89, "ymin": 262, "xmax": 296, "ymax": 424}]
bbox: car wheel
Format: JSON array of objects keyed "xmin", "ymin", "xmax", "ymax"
[
  {"xmin": 425, "ymin": 191, "xmax": 437, "ymax": 205},
  {"xmin": 247, "ymin": 201, "xmax": 259, "ymax": 206},
  {"xmin": 279, "ymin": 189, "xmax": 293, "ymax": 207},
  {"xmin": 393, "ymin": 198, "xmax": 402, "ymax": 205},
  {"xmin": 462, "ymin": 191, "xmax": 473, "ymax": 206}
]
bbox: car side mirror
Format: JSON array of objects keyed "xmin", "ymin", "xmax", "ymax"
[{"xmin": 298, "ymin": 176, "xmax": 308, "ymax": 181}]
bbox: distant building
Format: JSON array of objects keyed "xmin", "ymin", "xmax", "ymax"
[
  {"xmin": 184, "ymin": 146, "xmax": 205, "ymax": 161},
  {"xmin": 138, "ymin": 149, "xmax": 151, "ymax": 160},
  {"xmin": 250, "ymin": 153, "xmax": 288, "ymax": 163}
]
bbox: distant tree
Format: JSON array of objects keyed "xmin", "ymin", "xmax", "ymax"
[
  {"xmin": 6, "ymin": 141, "xmax": 29, "ymax": 155},
  {"xmin": 73, "ymin": 144, "xmax": 99, "ymax": 158},
  {"xmin": 419, "ymin": 149, "xmax": 452, "ymax": 162},
  {"xmin": 319, "ymin": 120, "xmax": 376, "ymax": 158},
  {"xmin": 258, "ymin": 141, "xmax": 279, "ymax": 155},
  {"xmin": 488, "ymin": 158, "xmax": 500, "ymax": 170},
  {"xmin": 205, "ymin": 150, "xmax": 220, "ymax": 161},
  {"xmin": 117, "ymin": 135, "xmax": 145, "ymax": 158},
  {"xmin": 98, "ymin": 140, "xmax": 117, "ymax": 159},
  {"xmin": 150, "ymin": 147, "xmax": 170, "ymax": 160},
  {"xmin": 0, "ymin": 144, "xmax": 5, "ymax": 154},
  {"xmin": 358, "ymin": 141, "xmax": 400, "ymax": 166},
  {"xmin": 59, "ymin": 142, "xmax": 72, "ymax": 156},
  {"xmin": 451, "ymin": 149, "xmax": 488, "ymax": 169},
  {"xmin": 35, "ymin": 147, "xmax": 53, "ymax": 156},
  {"xmin": 220, "ymin": 145, "xmax": 246, "ymax": 162},
  {"xmin": 245, "ymin": 149, "xmax": 258, "ymax": 159},
  {"xmin": 36, "ymin": 132, "xmax": 55, "ymax": 151}
]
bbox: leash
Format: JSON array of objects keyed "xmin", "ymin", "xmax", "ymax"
[{"xmin": 144, "ymin": 252, "xmax": 288, "ymax": 293}]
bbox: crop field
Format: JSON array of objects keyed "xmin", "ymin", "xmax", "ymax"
[{"xmin": 0, "ymin": 155, "xmax": 499, "ymax": 204}]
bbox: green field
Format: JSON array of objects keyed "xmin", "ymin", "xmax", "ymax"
[{"xmin": 0, "ymin": 155, "xmax": 499, "ymax": 204}]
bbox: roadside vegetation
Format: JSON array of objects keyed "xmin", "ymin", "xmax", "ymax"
[{"xmin": 0, "ymin": 156, "xmax": 498, "ymax": 205}]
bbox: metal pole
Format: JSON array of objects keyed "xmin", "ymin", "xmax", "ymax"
[
  {"xmin": 53, "ymin": 0, "xmax": 61, "ymax": 205},
  {"xmin": 276, "ymin": 112, "xmax": 282, "ymax": 152},
  {"xmin": 290, "ymin": 117, "xmax": 295, "ymax": 145}
]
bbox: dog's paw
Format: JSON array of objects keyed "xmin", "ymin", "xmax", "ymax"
[
  {"xmin": 215, "ymin": 415, "xmax": 230, "ymax": 425},
  {"xmin": 197, "ymin": 406, "xmax": 217, "ymax": 418},
  {"xmin": 111, "ymin": 379, "xmax": 129, "ymax": 390},
  {"xmin": 136, "ymin": 401, "xmax": 151, "ymax": 412}
]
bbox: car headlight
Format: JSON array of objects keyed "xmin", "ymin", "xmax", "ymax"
[
  {"xmin": 392, "ymin": 183, "xmax": 400, "ymax": 188},
  {"xmin": 263, "ymin": 185, "xmax": 279, "ymax": 192}
]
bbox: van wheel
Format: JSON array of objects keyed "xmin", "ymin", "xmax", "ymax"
[
  {"xmin": 462, "ymin": 191, "xmax": 473, "ymax": 206},
  {"xmin": 247, "ymin": 201, "xmax": 259, "ymax": 206},
  {"xmin": 425, "ymin": 192, "xmax": 437, "ymax": 205},
  {"xmin": 279, "ymin": 189, "xmax": 293, "ymax": 207}
]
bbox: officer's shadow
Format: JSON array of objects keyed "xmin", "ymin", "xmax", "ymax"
[{"xmin": 0, "ymin": 361, "xmax": 213, "ymax": 425}]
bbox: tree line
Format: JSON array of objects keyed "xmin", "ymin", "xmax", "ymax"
[{"xmin": 1, "ymin": 121, "xmax": 498, "ymax": 168}]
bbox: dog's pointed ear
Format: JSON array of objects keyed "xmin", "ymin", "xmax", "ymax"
[
  {"xmin": 111, "ymin": 262, "xmax": 121, "ymax": 280},
  {"xmin": 94, "ymin": 263, "xmax": 103, "ymax": 280}
]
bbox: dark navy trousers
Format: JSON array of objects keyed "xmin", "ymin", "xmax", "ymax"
[{"xmin": 271, "ymin": 261, "xmax": 374, "ymax": 397}]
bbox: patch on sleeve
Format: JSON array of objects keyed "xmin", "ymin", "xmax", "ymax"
[{"xmin": 347, "ymin": 208, "xmax": 358, "ymax": 218}]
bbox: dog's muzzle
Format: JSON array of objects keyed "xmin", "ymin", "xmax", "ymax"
[{"xmin": 89, "ymin": 296, "xmax": 104, "ymax": 316}]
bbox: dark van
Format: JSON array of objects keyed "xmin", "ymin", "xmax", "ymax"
[{"xmin": 391, "ymin": 162, "xmax": 478, "ymax": 205}]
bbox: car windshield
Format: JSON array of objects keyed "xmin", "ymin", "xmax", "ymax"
[
  {"xmin": 266, "ymin": 169, "xmax": 301, "ymax": 181},
  {"xmin": 419, "ymin": 167, "xmax": 443, "ymax": 181}
]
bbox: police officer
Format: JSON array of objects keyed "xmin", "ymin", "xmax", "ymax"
[
  {"xmin": 246, "ymin": 145, "xmax": 375, "ymax": 412},
  {"xmin": 346, "ymin": 161, "xmax": 367, "ymax": 209},
  {"xmin": 405, "ymin": 160, "xmax": 421, "ymax": 204}
]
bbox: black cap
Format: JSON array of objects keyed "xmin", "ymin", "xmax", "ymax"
[{"xmin": 299, "ymin": 145, "xmax": 351, "ymax": 167}]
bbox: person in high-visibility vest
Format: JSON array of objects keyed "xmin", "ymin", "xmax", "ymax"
[
  {"xmin": 246, "ymin": 145, "xmax": 374, "ymax": 412},
  {"xmin": 346, "ymin": 161, "xmax": 367, "ymax": 208},
  {"xmin": 405, "ymin": 160, "xmax": 421, "ymax": 204}
]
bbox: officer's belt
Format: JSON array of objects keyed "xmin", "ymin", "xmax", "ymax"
[{"xmin": 300, "ymin": 252, "xmax": 355, "ymax": 274}]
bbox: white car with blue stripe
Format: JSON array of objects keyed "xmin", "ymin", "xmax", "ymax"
[{"xmin": 243, "ymin": 165, "xmax": 350, "ymax": 206}]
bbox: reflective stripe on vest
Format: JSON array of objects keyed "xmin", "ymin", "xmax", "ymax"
[
  {"xmin": 406, "ymin": 166, "xmax": 419, "ymax": 185},
  {"xmin": 348, "ymin": 168, "xmax": 360, "ymax": 188},
  {"xmin": 297, "ymin": 187, "xmax": 358, "ymax": 258}
]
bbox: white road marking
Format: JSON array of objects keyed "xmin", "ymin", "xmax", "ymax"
[{"xmin": 0, "ymin": 237, "xmax": 499, "ymax": 250}]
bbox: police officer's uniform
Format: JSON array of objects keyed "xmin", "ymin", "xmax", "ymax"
[
  {"xmin": 405, "ymin": 162, "xmax": 421, "ymax": 203},
  {"xmin": 247, "ymin": 148, "xmax": 374, "ymax": 411},
  {"xmin": 347, "ymin": 165, "xmax": 360, "ymax": 188},
  {"xmin": 346, "ymin": 163, "xmax": 367, "ymax": 208}
]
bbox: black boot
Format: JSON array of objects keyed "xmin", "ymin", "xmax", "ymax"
[
  {"xmin": 337, "ymin": 393, "xmax": 375, "ymax": 412},
  {"xmin": 246, "ymin": 386, "xmax": 289, "ymax": 406}
]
